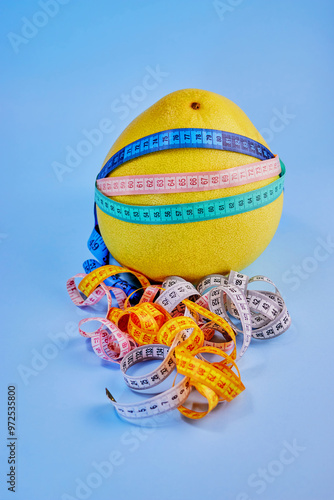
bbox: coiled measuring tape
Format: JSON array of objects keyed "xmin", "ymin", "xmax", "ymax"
[
  {"xmin": 82, "ymin": 258, "xmax": 142, "ymax": 303},
  {"xmin": 66, "ymin": 265, "xmax": 290, "ymax": 420},
  {"xmin": 95, "ymin": 172, "xmax": 284, "ymax": 224}
]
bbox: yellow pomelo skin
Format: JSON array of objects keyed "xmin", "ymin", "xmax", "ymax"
[{"xmin": 97, "ymin": 89, "xmax": 283, "ymax": 282}]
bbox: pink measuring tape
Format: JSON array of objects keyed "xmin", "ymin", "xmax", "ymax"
[{"xmin": 96, "ymin": 155, "xmax": 281, "ymax": 196}]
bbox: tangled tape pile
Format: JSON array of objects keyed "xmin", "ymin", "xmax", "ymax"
[
  {"xmin": 67, "ymin": 266, "xmax": 290, "ymax": 420},
  {"xmin": 67, "ymin": 127, "xmax": 290, "ymax": 420}
]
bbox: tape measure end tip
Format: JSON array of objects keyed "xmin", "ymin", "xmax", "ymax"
[{"xmin": 106, "ymin": 388, "xmax": 116, "ymax": 402}]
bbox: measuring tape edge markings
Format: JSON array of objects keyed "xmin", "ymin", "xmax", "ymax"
[{"xmin": 95, "ymin": 174, "xmax": 284, "ymax": 225}]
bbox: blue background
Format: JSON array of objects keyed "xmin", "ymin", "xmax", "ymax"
[{"xmin": 1, "ymin": 1, "xmax": 333, "ymax": 499}]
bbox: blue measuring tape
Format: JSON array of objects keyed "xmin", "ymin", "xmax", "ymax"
[
  {"xmin": 87, "ymin": 127, "xmax": 284, "ymax": 276},
  {"xmin": 97, "ymin": 128, "xmax": 274, "ymax": 180}
]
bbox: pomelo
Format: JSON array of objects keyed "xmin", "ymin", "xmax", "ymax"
[{"xmin": 96, "ymin": 89, "xmax": 283, "ymax": 282}]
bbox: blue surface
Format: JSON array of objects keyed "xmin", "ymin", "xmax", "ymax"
[{"xmin": 1, "ymin": 1, "xmax": 333, "ymax": 499}]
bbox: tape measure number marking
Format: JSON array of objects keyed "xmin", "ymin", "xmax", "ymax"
[
  {"xmin": 95, "ymin": 167, "xmax": 285, "ymax": 225},
  {"xmin": 96, "ymin": 156, "xmax": 281, "ymax": 196},
  {"xmin": 97, "ymin": 128, "xmax": 274, "ymax": 181}
]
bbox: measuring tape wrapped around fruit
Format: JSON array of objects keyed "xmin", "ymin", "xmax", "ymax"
[
  {"xmin": 67, "ymin": 266, "xmax": 290, "ymax": 420},
  {"xmin": 66, "ymin": 89, "xmax": 290, "ymax": 420},
  {"xmin": 89, "ymin": 89, "xmax": 285, "ymax": 282}
]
